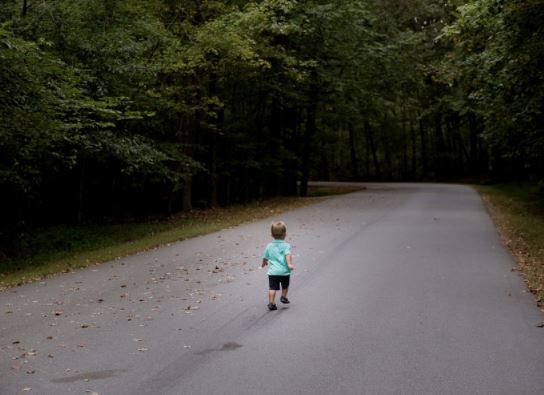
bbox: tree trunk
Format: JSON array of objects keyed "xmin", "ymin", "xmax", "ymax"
[
  {"xmin": 22, "ymin": 0, "xmax": 28, "ymax": 17},
  {"xmin": 348, "ymin": 123, "xmax": 359, "ymax": 180},
  {"xmin": 207, "ymin": 74, "xmax": 220, "ymax": 207},
  {"xmin": 300, "ymin": 75, "xmax": 318, "ymax": 197},
  {"xmin": 224, "ymin": 175, "xmax": 231, "ymax": 205},
  {"xmin": 77, "ymin": 163, "xmax": 85, "ymax": 224},
  {"xmin": 401, "ymin": 110, "xmax": 408, "ymax": 180},
  {"xmin": 242, "ymin": 169, "xmax": 250, "ymax": 203},
  {"xmin": 382, "ymin": 115, "xmax": 393, "ymax": 180},
  {"xmin": 364, "ymin": 129, "xmax": 370, "ymax": 179},
  {"xmin": 365, "ymin": 121, "xmax": 381, "ymax": 179},
  {"xmin": 209, "ymin": 130, "xmax": 218, "ymax": 207},
  {"xmin": 269, "ymin": 98, "xmax": 282, "ymax": 196},
  {"xmin": 434, "ymin": 113, "xmax": 445, "ymax": 177},
  {"xmin": 410, "ymin": 115, "xmax": 417, "ymax": 179},
  {"xmin": 445, "ymin": 115, "xmax": 455, "ymax": 176},
  {"xmin": 419, "ymin": 114, "xmax": 428, "ymax": 178},
  {"xmin": 468, "ymin": 112, "xmax": 479, "ymax": 174},
  {"xmin": 182, "ymin": 175, "xmax": 192, "ymax": 211},
  {"xmin": 177, "ymin": 94, "xmax": 194, "ymax": 211},
  {"xmin": 450, "ymin": 113, "xmax": 466, "ymax": 175}
]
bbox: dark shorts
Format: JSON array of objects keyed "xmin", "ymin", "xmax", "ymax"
[{"xmin": 268, "ymin": 275, "xmax": 290, "ymax": 291}]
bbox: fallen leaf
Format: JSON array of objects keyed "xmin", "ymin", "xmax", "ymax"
[{"xmin": 138, "ymin": 348, "xmax": 148, "ymax": 352}]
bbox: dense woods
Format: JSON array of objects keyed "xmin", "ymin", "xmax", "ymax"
[{"xmin": 1, "ymin": 0, "xmax": 543, "ymax": 248}]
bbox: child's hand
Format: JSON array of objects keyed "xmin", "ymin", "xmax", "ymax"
[
  {"xmin": 261, "ymin": 259, "xmax": 268, "ymax": 268},
  {"xmin": 286, "ymin": 255, "xmax": 294, "ymax": 271}
]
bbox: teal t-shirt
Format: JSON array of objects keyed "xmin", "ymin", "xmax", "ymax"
[{"xmin": 263, "ymin": 240, "xmax": 292, "ymax": 276}]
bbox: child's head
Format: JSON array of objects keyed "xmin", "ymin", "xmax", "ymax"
[{"xmin": 271, "ymin": 221, "xmax": 287, "ymax": 240}]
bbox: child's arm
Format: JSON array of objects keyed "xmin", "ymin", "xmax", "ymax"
[
  {"xmin": 286, "ymin": 254, "xmax": 294, "ymax": 271},
  {"xmin": 262, "ymin": 258, "xmax": 268, "ymax": 268}
]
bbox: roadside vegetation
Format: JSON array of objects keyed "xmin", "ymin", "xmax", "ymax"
[
  {"xmin": 1, "ymin": 1, "xmax": 542, "ymax": 295},
  {"xmin": 2, "ymin": 0, "xmax": 543, "ymax": 255},
  {"xmin": 477, "ymin": 183, "xmax": 544, "ymax": 307},
  {"xmin": 0, "ymin": 185, "xmax": 363, "ymax": 290}
]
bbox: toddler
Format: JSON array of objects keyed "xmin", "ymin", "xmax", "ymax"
[{"xmin": 262, "ymin": 221, "xmax": 294, "ymax": 310}]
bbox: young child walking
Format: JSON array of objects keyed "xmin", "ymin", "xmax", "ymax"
[{"xmin": 262, "ymin": 221, "xmax": 294, "ymax": 310}]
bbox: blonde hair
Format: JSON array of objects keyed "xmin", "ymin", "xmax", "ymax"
[{"xmin": 271, "ymin": 221, "xmax": 287, "ymax": 239}]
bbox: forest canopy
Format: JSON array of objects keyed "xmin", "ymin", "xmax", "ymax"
[{"xmin": 1, "ymin": 0, "xmax": 543, "ymax": 245}]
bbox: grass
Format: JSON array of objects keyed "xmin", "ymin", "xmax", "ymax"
[
  {"xmin": 476, "ymin": 183, "xmax": 544, "ymax": 307},
  {"xmin": 0, "ymin": 184, "xmax": 364, "ymax": 290}
]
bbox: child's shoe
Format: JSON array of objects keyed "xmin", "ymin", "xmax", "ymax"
[
  {"xmin": 268, "ymin": 303, "xmax": 277, "ymax": 311},
  {"xmin": 280, "ymin": 296, "xmax": 290, "ymax": 304}
]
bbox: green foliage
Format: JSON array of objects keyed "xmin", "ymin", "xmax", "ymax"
[
  {"xmin": 0, "ymin": 24, "xmax": 64, "ymax": 195},
  {"xmin": 442, "ymin": 0, "xmax": 544, "ymax": 177},
  {"xmin": 1, "ymin": 0, "xmax": 542, "ymax": 252},
  {"xmin": 0, "ymin": 2, "xmax": 202, "ymax": 249}
]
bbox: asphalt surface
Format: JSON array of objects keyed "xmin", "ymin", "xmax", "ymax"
[{"xmin": 1, "ymin": 183, "xmax": 544, "ymax": 395}]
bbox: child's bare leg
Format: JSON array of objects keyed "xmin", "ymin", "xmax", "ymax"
[
  {"xmin": 268, "ymin": 290, "xmax": 276, "ymax": 304},
  {"xmin": 279, "ymin": 285, "xmax": 290, "ymax": 304}
]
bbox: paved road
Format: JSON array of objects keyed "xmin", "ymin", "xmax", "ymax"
[{"xmin": 1, "ymin": 183, "xmax": 543, "ymax": 395}]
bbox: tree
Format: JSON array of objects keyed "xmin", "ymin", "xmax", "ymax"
[{"xmin": 442, "ymin": 0, "xmax": 544, "ymax": 179}]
